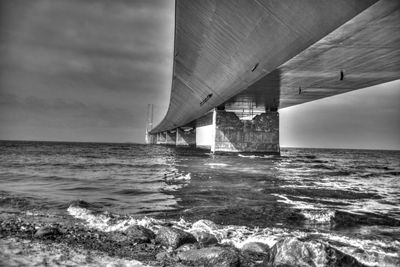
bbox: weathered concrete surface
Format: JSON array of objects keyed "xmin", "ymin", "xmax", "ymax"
[
  {"xmin": 152, "ymin": 0, "xmax": 379, "ymax": 133},
  {"xmin": 214, "ymin": 111, "xmax": 279, "ymax": 153},
  {"xmin": 165, "ymin": 131, "xmax": 176, "ymax": 146},
  {"xmin": 176, "ymin": 128, "xmax": 196, "ymax": 147},
  {"xmin": 145, "ymin": 133, "xmax": 157, "ymax": 145},
  {"xmin": 195, "ymin": 112, "xmax": 214, "ymax": 150},
  {"xmin": 156, "ymin": 132, "xmax": 166, "ymax": 145},
  {"xmin": 226, "ymin": 0, "xmax": 400, "ymax": 112}
]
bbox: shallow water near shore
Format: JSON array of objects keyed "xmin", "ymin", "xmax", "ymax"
[{"xmin": 0, "ymin": 141, "xmax": 399, "ymax": 266}]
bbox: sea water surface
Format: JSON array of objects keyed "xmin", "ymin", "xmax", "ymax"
[{"xmin": 0, "ymin": 141, "xmax": 399, "ymax": 266}]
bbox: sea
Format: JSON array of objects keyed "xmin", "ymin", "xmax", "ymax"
[{"xmin": 0, "ymin": 140, "xmax": 399, "ymax": 266}]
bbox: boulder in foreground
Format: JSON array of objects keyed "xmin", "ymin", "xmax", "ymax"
[
  {"xmin": 156, "ymin": 227, "xmax": 196, "ymax": 249},
  {"xmin": 109, "ymin": 225, "xmax": 155, "ymax": 244},
  {"xmin": 265, "ymin": 237, "xmax": 366, "ymax": 267},
  {"xmin": 177, "ymin": 246, "xmax": 240, "ymax": 267},
  {"xmin": 34, "ymin": 225, "xmax": 61, "ymax": 239}
]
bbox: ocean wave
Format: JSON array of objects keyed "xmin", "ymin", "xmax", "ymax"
[
  {"xmin": 164, "ymin": 172, "xmax": 191, "ymax": 183},
  {"xmin": 67, "ymin": 205, "xmax": 164, "ymax": 232},
  {"xmin": 237, "ymin": 154, "xmax": 277, "ymax": 159},
  {"xmin": 113, "ymin": 189, "xmax": 157, "ymax": 195},
  {"xmin": 266, "ymin": 187, "xmax": 379, "ymax": 200},
  {"xmin": 273, "ymin": 194, "xmax": 400, "ymax": 227},
  {"xmin": 204, "ymin": 163, "xmax": 229, "ymax": 167},
  {"xmin": 5, "ymin": 201, "xmax": 399, "ymax": 267}
]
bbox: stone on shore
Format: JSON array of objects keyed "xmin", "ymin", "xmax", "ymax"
[
  {"xmin": 155, "ymin": 227, "xmax": 196, "ymax": 249},
  {"xmin": 109, "ymin": 225, "xmax": 155, "ymax": 244},
  {"xmin": 126, "ymin": 225, "xmax": 155, "ymax": 243},
  {"xmin": 241, "ymin": 242, "xmax": 269, "ymax": 254},
  {"xmin": 34, "ymin": 225, "xmax": 61, "ymax": 239},
  {"xmin": 177, "ymin": 246, "xmax": 240, "ymax": 267},
  {"xmin": 265, "ymin": 237, "xmax": 366, "ymax": 267},
  {"xmin": 176, "ymin": 243, "xmax": 200, "ymax": 252},
  {"xmin": 192, "ymin": 219, "xmax": 219, "ymax": 231},
  {"xmin": 192, "ymin": 231, "xmax": 219, "ymax": 247}
]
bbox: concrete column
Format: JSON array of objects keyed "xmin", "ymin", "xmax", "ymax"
[
  {"xmin": 165, "ymin": 131, "xmax": 177, "ymax": 146},
  {"xmin": 195, "ymin": 111, "xmax": 214, "ymax": 150},
  {"xmin": 146, "ymin": 133, "xmax": 156, "ymax": 144},
  {"xmin": 176, "ymin": 128, "xmax": 196, "ymax": 147},
  {"xmin": 195, "ymin": 110, "xmax": 280, "ymax": 154},
  {"xmin": 156, "ymin": 132, "xmax": 166, "ymax": 144}
]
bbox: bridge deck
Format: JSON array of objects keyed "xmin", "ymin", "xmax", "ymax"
[{"xmin": 152, "ymin": 0, "xmax": 399, "ymax": 133}]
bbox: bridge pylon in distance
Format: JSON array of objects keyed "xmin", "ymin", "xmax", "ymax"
[{"xmin": 145, "ymin": 104, "xmax": 156, "ymax": 144}]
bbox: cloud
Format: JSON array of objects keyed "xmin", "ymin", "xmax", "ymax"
[
  {"xmin": 0, "ymin": 93, "xmax": 140, "ymax": 128},
  {"xmin": 0, "ymin": 0, "xmax": 173, "ymax": 142}
]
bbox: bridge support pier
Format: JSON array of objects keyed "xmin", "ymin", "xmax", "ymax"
[
  {"xmin": 165, "ymin": 131, "xmax": 176, "ymax": 145},
  {"xmin": 176, "ymin": 128, "xmax": 196, "ymax": 147},
  {"xmin": 156, "ymin": 132, "xmax": 166, "ymax": 144},
  {"xmin": 195, "ymin": 109, "xmax": 279, "ymax": 154}
]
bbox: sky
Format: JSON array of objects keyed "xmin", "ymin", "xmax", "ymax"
[{"xmin": 0, "ymin": 0, "xmax": 399, "ymax": 150}]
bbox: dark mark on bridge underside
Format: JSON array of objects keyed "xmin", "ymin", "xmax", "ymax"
[{"xmin": 200, "ymin": 93, "xmax": 213, "ymax": 106}]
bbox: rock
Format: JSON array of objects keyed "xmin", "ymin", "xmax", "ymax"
[
  {"xmin": 241, "ymin": 242, "xmax": 269, "ymax": 254},
  {"xmin": 156, "ymin": 251, "xmax": 170, "ymax": 261},
  {"xmin": 192, "ymin": 219, "xmax": 219, "ymax": 231},
  {"xmin": 126, "ymin": 225, "xmax": 155, "ymax": 243},
  {"xmin": 239, "ymin": 242, "xmax": 270, "ymax": 266},
  {"xmin": 192, "ymin": 231, "xmax": 219, "ymax": 247},
  {"xmin": 265, "ymin": 237, "xmax": 366, "ymax": 267},
  {"xmin": 177, "ymin": 246, "xmax": 240, "ymax": 267},
  {"xmin": 108, "ymin": 232, "xmax": 128, "ymax": 243},
  {"xmin": 109, "ymin": 225, "xmax": 155, "ymax": 244},
  {"xmin": 176, "ymin": 243, "xmax": 200, "ymax": 252},
  {"xmin": 34, "ymin": 225, "xmax": 61, "ymax": 239},
  {"xmin": 156, "ymin": 227, "xmax": 197, "ymax": 249}
]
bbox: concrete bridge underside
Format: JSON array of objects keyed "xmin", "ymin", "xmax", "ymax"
[{"xmin": 149, "ymin": 0, "xmax": 400, "ymax": 153}]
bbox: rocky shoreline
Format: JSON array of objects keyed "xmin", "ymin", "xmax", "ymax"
[{"xmin": 0, "ymin": 212, "xmax": 371, "ymax": 267}]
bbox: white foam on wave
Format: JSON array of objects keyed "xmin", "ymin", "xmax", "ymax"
[
  {"xmin": 205, "ymin": 163, "xmax": 228, "ymax": 167},
  {"xmin": 66, "ymin": 207, "xmax": 400, "ymax": 266},
  {"xmin": 67, "ymin": 206, "xmax": 163, "ymax": 232},
  {"xmin": 183, "ymin": 219, "xmax": 307, "ymax": 250},
  {"xmin": 183, "ymin": 218, "xmax": 400, "ymax": 267},
  {"xmin": 318, "ymin": 232, "xmax": 400, "ymax": 267},
  {"xmin": 273, "ymin": 194, "xmax": 335, "ymax": 224},
  {"xmin": 171, "ymin": 172, "xmax": 191, "ymax": 181},
  {"xmin": 238, "ymin": 154, "xmax": 259, "ymax": 159},
  {"xmin": 238, "ymin": 154, "xmax": 276, "ymax": 159},
  {"xmin": 301, "ymin": 209, "xmax": 335, "ymax": 223},
  {"xmin": 273, "ymin": 194, "xmax": 316, "ymax": 210}
]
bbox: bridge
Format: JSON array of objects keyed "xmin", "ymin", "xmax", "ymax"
[{"xmin": 147, "ymin": 0, "xmax": 400, "ymax": 154}]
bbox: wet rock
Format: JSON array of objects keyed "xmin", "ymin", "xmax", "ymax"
[
  {"xmin": 265, "ymin": 237, "xmax": 366, "ymax": 267},
  {"xmin": 180, "ymin": 246, "xmax": 240, "ymax": 266},
  {"xmin": 239, "ymin": 242, "xmax": 270, "ymax": 266},
  {"xmin": 177, "ymin": 246, "xmax": 240, "ymax": 267},
  {"xmin": 156, "ymin": 251, "xmax": 170, "ymax": 261},
  {"xmin": 241, "ymin": 242, "xmax": 269, "ymax": 254},
  {"xmin": 192, "ymin": 219, "xmax": 219, "ymax": 231},
  {"xmin": 156, "ymin": 227, "xmax": 196, "ymax": 249},
  {"xmin": 176, "ymin": 243, "xmax": 200, "ymax": 252},
  {"xmin": 126, "ymin": 225, "xmax": 155, "ymax": 243},
  {"xmin": 109, "ymin": 225, "xmax": 155, "ymax": 244},
  {"xmin": 34, "ymin": 225, "xmax": 61, "ymax": 239},
  {"xmin": 192, "ymin": 231, "xmax": 218, "ymax": 247}
]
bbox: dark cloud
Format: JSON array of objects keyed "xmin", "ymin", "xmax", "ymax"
[
  {"xmin": 0, "ymin": 0, "xmax": 173, "ymax": 142},
  {"xmin": 0, "ymin": 93, "xmax": 139, "ymax": 128}
]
